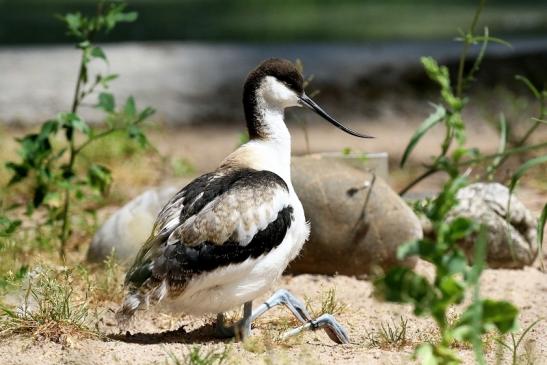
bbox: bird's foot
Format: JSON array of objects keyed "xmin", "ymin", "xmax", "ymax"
[
  {"xmin": 281, "ymin": 313, "xmax": 350, "ymax": 344},
  {"xmin": 214, "ymin": 290, "xmax": 350, "ymax": 344},
  {"xmin": 253, "ymin": 289, "xmax": 350, "ymax": 344}
]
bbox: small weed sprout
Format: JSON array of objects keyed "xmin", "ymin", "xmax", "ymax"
[
  {"xmin": 305, "ymin": 287, "xmax": 347, "ymax": 319},
  {"xmin": 0, "ymin": 267, "xmax": 97, "ymax": 343},
  {"xmin": 495, "ymin": 318, "xmax": 543, "ymax": 365},
  {"xmin": 166, "ymin": 345, "xmax": 229, "ymax": 365},
  {"xmin": 92, "ymin": 251, "xmax": 124, "ymax": 303},
  {"xmin": 364, "ymin": 316, "xmax": 410, "ymax": 350}
]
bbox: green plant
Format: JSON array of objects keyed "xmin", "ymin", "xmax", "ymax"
[
  {"xmin": 398, "ymin": 0, "xmax": 547, "ymax": 196},
  {"xmin": 495, "ymin": 318, "xmax": 543, "ymax": 365},
  {"xmin": 0, "ymin": 266, "xmax": 97, "ymax": 343},
  {"xmin": 364, "ymin": 316, "xmax": 409, "ymax": 349},
  {"xmin": 166, "ymin": 346, "xmax": 229, "ymax": 365},
  {"xmin": 0, "ymin": 213, "xmax": 21, "ymax": 238},
  {"xmin": 374, "ymin": 176, "xmax": 518, "ymax": 364},
  {"xmin": 4, "ymin": 1, "xmax": 154, "ymax": 258},
  {"xmin": 91, "ymin": 250, "xmax": 124, "ymax": 303}
]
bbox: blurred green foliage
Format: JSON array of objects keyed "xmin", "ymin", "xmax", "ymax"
[{"xmin": 0, "ymin": 0, "xmax": 546, "ymax": 44}]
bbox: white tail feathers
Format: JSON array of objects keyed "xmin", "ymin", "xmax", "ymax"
[
  {"xmin": 116, "ymin": 280, "xmax": 169, "ymax": 329},
  {"xmin": 116, "ymin": 293, "xmax": 143, "ymax": 328}
]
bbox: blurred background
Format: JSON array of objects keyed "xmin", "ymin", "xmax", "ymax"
[
  {"xmin": 1, "ymin": 0, "xmax": 546, "ymax": 192},
  {"xmin": 1, "ymin": 0, "xmax": 546, "ymax": 123}
]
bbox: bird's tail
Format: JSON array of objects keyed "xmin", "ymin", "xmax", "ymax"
[
  {"xmin": 116, "ymin": 280, "xmax": 169, "ymax": 328},
  {"xmin": 115, "ymin": 291, "xmax": 144, "ymax": 329}
]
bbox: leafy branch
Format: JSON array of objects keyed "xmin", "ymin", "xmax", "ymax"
[
  {"xmin": 4, "ymin": 1, "xmax": 154, "ymax": 259},
  {"xmin": 397, "ymin": 0, "xmax": 546, "ymax": 196},
  {"xmin": 375, "ymin": 177, "xmax": 518, "ymax": 364}
]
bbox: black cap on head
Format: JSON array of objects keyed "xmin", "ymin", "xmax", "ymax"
[
  {"xmin": 244, "ymin": 58, "xmax": 304, "ymax": 96},
  {"xmin": 243, "ymin": 58, "xmax": 373, "ymax": 140},
  {"xmin": 243, "ymin": 58, "xmax": 304, "ymax": 139}
]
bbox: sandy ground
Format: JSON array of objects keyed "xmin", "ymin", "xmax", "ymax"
[
  {"xmin": 0, "ymin": 120, "xmax": 546, "ymax": 365},
  {"xmin": 1, "ymin": 262, "xmax": 546, "ymax": 365}
]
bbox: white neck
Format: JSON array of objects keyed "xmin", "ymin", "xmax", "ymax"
[
  {"xmin": 246, "ymin": 98, "xmax": 292, "ymax": 183},
  {"xmin": 221, "ymin": 104, "xmax": 292, "ymax": 185},
  {"xmin": 223, "ymin": 76, "xmax": 299, "ymax": 185}
]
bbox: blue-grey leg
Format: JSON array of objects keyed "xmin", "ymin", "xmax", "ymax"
[
  {"xmin": 280, "ymin": 314, "xmax": 350, "ymax": 344},
  {"xmin": 215, "ymin": 301, "xmax": 253, "ymax": 339},
  {"xmin": 251, "ymin": 289, "xmax": 350, "ymax": 344},
  {"xmin": 250, "ymin": 288, "xmax": 312, "ymax": 323},
  {"xmin": 215, "ymin": 289, "xmax": 350, "ymax": 344}
]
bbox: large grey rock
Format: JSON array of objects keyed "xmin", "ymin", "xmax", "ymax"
[
  {"xmin": 446, "ymin": 182, "xmax": 538, "ymax": 268},
  {"xmin": 288, "ymin": 156, "xmax": 421, "ymax": 275},
  {"xmin": 87, "ymin": 156, "xmax": 422, "ymax": 274}
]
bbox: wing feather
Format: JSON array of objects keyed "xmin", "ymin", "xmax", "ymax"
[{"xmin": 125, "ymin": 168, "xmax": 291, "ymax": 290}]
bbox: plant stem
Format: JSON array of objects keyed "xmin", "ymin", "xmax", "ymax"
[
  {"xmin": 456, "ymin": 0, "xmax": 486, "ymax": 97},
  {"xmin": 399, "ymin": 168, "xmax": 440, "ymax": 196},
  {"xmin": 399, "ymin": 140, "xmax": 547, "ymax": 196},
  {"xmin": 59, "ymin": 52, "xmax": 86, "ymax": 259}
]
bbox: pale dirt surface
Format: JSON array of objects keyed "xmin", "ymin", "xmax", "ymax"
[{"xmin": 0, "ymin": 120, "xmax": 546, "ymax": 365}]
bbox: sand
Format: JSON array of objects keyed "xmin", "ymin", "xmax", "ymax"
[{"xmin": 0, "ymin": 120, "xmax": 546, "ymax": 365}]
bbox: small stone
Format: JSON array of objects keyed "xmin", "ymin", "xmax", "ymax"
[{"xmin": 446, "ymin": 182, "xmax": 538, "ymax": 268}]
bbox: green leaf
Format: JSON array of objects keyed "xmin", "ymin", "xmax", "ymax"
[
  {"xmin": 61, "ymin": 12, "xmax": 83, "ymax": 38},
  {"xmin": 448, "ymin": 217, "xmax": 476, "ymax": 241},
  {"xmin": 515, "ymin": 75, "xmax": 541, "ymax": 100},
  {"xmin": 415, "ymin": 343, "xmax": 460, "ymax": 365},
  {"xmin": 97, "ymin": 92, "xmax": 115, "ymax": 112},
  {"xmin": 481, "ymin": 299, "xmax": 518, "ymax": 333},
  {"xmin": 441, "ymin": 250, "xmax": 468, "ymax": 275},
  {"xmin": 397, "ymin": 239, "xmax": 437, "ymax": 261},
  {"xmin": 0, "ymin": 215, "xmax": 22, "ymax": 237},
  {"xmin": 508, "ymin": 155, "xmax": 547, "ymax": 195},
  {"xmin": 88, "ymin": 164, "xmax": 112, "ymax": 195},
  {"xmin": 400, "ymin": 104, "xmax": 446, "ymax": 167},
  {"xmin": 90, "ymin": 47, "xmax": 107, "ymax": 62},
  {"xmin": 374, "ymin": 267, "xmax": 436, "ymax": 316},
  {"xmin": 124, "ymin": 96, "xmax": 136, "ymax": 117},
  {"xmin": 136, "ymin": 107, "xmax": 155, "ymax": 123},
  {"xmin": 99, "ymin": 74, "xmax": 119, "ymax": 88},
  {"xmin": 127, "ymin": 125, "xmax": 148, "ymax": 148},
  {"xmin": 415, "ymin": 344, "xmax": 437, "ymax": 365},
  {"xmin": 5, "ymin": 162, "xmax": 29, "ymax": 185},
  {"xmin": 40, "ymin": 119, "xmax": 60, "ymax": 138},
  {"xmin": 61, "ymin": 113, "xmax": 91, "ymax": 137},
  {"xmin": 438, "ymin": 276, "xmax": 464, "ymax": 304}
]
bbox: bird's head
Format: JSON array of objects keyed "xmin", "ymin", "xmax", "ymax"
[{"xmin": 243, "ymin": 58, "xmax": 373, "ymax": 139}]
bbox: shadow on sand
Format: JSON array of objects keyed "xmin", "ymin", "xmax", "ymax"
[{"xmin": 107, "ymin": 323, "xmax": 228, "ymax": 345}]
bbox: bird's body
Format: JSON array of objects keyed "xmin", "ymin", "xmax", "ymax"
[
  {"xmin": 118, "ymin": 59, "xmax": 371, "ymax": 343},
  {"xmin": 154, "ymin": 145, "xmax": 310, "ymax": 316}
]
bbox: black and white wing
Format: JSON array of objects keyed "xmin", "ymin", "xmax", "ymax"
[{"xmin": 124, "ymin": 167, "xmax": 294, "ymax": 294}]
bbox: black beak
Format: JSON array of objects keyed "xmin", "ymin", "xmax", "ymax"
[{"xmin": 298, "ymin": 93, "xmax": 373, "ymax": 139}]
